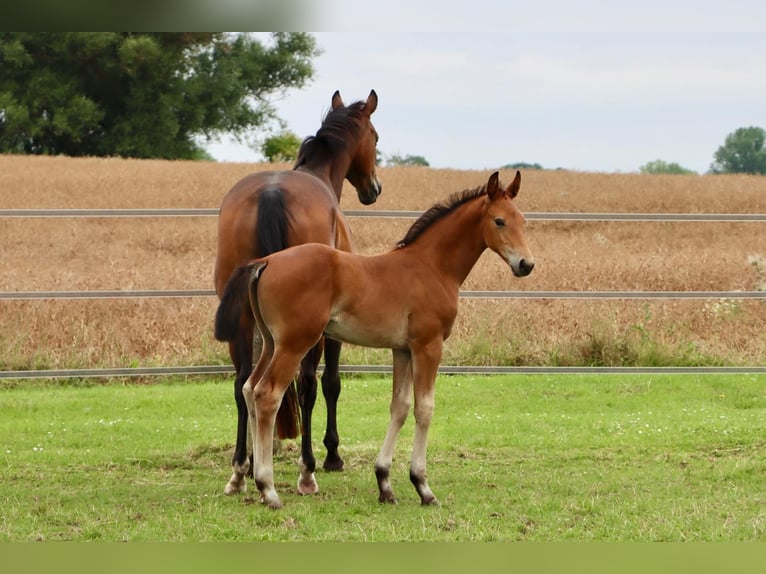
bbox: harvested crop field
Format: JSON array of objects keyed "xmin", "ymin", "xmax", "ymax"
[{"xmin": 1, "ymin": 154, "xmax": 765, "ymax": 371}]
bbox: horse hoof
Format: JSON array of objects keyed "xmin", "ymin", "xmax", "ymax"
[
  {"xmin": 421, "ymin": 496, "xmax": 440, "ymax": 506},
  {"xmin": 378, "ymin": 493, "xmax": 397, "ymax": 505},
  {"xmin": 322, "ymin": 456, "xmax": 344, "ymax": 472},
  {"xmin": 224, "ymin": 480, "xmax": 246, "ymax": 496},
  {"xmin": 259, "ymin": 493, "xmax": 283, "ymax": 510},
  {"xmin": 297, "ymin": 475, "xmax": 319, "ymax": 496}
]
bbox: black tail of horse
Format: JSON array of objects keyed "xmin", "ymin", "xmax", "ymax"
[
  {"xmin": 214, "ymin": 188, "xmax": 301, "ymax": 440},
  {"xmin": 256, "ymin": 187, "xmax": 289, "ymax": 255},
  {"xmin": 253, "ymin": 188, "xmax": 300, "ymax": 439}
]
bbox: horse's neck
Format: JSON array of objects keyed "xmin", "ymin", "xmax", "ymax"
[
  {"xmin": 295, "ymin": 153, "xmax": 349, "ymax": 200},
  {"xmin": 410, "ymin": 201, "xmax": 486, "ymax": 287}
]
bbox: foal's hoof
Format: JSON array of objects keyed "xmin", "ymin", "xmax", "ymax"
[
  {"xmin": 259, "ymin": 493, "xmax": 284, "ymax": 510},
  {"xmin": 224, "ymin": 475, "xmax": 247, "ymax": 496},
  {"xmin": 421, "ymin": 495, "xmax": 440, "ymax": 506},
  {"xmin": 224, "ymin": 483, "xmax": 243, "ymax": 496},
  {"xmin": 378, "ymin": 493, "xmax": 398, "ymax": 505}
]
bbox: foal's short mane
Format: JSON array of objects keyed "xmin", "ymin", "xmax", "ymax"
[
  {"xmin": 396, "ymin": 184, "xmax": 488, "ymax": 248},
  {"xmin": 294, "ymin": 100, "xmax": 369, "ymax": 168}
]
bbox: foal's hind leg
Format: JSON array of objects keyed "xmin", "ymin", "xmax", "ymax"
[
  {"xmin": 249, "ymin": 348, "xmax": 306, "ymax": 509},
  {"xmin": 321, "ymin": 337, "xmax": 344, "ymax": 471}
]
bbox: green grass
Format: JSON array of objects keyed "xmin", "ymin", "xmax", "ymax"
[{"xmin": 0, "ymin": 374, "xmax": 764, "ymax": 541}]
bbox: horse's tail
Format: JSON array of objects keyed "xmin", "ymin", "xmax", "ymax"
[
  {"xmin": 215, "ymin": 260, "xmax": 301, "ymax": 440},
  {"xmin": 256, "ymin": 187, "xmax": 289, "ymax": 256},
  {"xmin": 252, "ymin": 188, "xmax": 300, "ymax": 439},
  {"xmin": 246, "ymin": 261, "xmax": 301, "ymax": 440},
  {"xmin": 214, "ymin": 263, "xmax": 253, "ymax": 344}
]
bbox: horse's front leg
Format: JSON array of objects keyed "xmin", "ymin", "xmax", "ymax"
[
  {"xmin": 409, "ymin": 341, "xmax": 442, "ymax": 506},
  {"xmin": 321, "ymin": 337, "xmax": 344, "ymax": 471},
  {"xmin": 374, "ymin": 349, "xmax": 413, "ymax": 504}
]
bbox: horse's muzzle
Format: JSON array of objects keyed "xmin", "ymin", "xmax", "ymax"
[
  {"xmin": 358, "ymin": 179, "xmax": 382, "ymax": 205},
  {"xmin": 513, "ymin": 258, "xmax": 535, "ymax": 277}
]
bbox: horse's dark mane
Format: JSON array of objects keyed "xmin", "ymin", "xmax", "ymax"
[
  {"xmin": 294, "ymin": 100, "xmax": 368, "ymax": 168},
  {"xmin": 396, "ymin": 184, "xmax": 488, "ymax": 248}
]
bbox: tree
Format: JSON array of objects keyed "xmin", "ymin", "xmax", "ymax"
[
  {"xmin": 261, "ymin": 130, "xmax": 301, "ymax": 162},
  {"xmin": 0, "ymin": 33, "xmax": 319, "ymax": 159},
  {"xmin": 710, "ymin": 126, "xmax": 766, "ymax": 175},
  {"xmin": 387, "ymin": 153, "xmax": 430, "ymax": 167},
  {"xmin": 502, "ymin": 161, "xmax": 543, "ymax": 170},
  {"xmin": 639, "ymin": 159, "xmax": 695, "ymax": 175}
]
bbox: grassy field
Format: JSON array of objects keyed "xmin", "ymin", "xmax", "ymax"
[
  {"xmin": 1, "ymin": 373, "xmax": 764, "ymax": 541},
  {"xmin": 1, "ymin": 154, "xmax": 766, "ymax": 372}
]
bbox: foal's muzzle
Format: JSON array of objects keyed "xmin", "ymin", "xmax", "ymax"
[{"xmin": 513, "ymin": 258, "xmax": 535, "ymax": 277}]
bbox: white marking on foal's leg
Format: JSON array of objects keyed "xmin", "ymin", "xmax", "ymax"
[
  {"xmin": 297, "ymin": 456, "xmax": 319, "ymax": 495},
  {"xmin": 410, "ymin": 373, "xmax": 438, "ymax": 505}
]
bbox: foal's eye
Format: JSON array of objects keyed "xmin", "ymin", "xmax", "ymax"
[{"xmin": 494, "ymin": 217, "xmax": 505, "ymax": 227}]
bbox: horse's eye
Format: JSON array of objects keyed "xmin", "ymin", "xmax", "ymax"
[{"xmin": 494, "ymin": 217, "xmax": 505, "ymax": 227}]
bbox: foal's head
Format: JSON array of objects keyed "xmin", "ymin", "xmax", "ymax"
[
  {"xmin": 330, "ymin": 89, "xmax": 382, "ymax": 205},
  {"xmin": 483, "ymin": 171, "xmax": 535, "ymax": 277}
]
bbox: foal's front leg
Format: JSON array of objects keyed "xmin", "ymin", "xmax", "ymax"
[
  {"xmin": 374, "ymin": 349, "xmax": 413, "ymax": 504},
  {"xmin": 408, "ymin": 342, "xmax": 441, "ymax": 506}
]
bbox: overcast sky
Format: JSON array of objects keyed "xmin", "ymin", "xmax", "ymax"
[{"xmin": 205, "ymin": 4, "xmax": 766, "ymax": 174}]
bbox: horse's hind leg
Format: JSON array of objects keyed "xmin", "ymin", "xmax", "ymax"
[
  {"xmin": 321, "ymin": 337, "xmax": 344, "ymax": 471},
  {"xmin": 225, "ymin": 331, "xmax": 255, "ymax": 495},
  {"xmin": 296, "ymin": 342, "xmax": 322, "ymax": 495},
  {"xmin": 249, "ymin": 348, "xmax": 306, "ymax": 509}
]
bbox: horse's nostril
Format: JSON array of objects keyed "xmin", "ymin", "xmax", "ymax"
[{"xmin": 519, "ymin": 259, "xmax": 535, "ymax": 275}]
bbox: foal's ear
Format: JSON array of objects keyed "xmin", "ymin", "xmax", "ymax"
[
  {"xmin": 486, "ymin": 171, "xmax": 501, "ymax": 200},
  {"xmin": 505, "ymin": 170, "xmax": 521, "ymax": 199},
  {"xmin": 365, "ymin": 89, "xmax": 378, "ymax": 115},
  {"xmin": 331, "ymin": 90, "xmax": 344, "ymax": 110}
]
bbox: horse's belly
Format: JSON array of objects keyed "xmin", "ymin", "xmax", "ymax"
[{"xmin": 324, "ymin": 314, "xmax": 407, "ymax": 349}]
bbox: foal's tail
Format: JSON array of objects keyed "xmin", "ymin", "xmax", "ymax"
[{"xmin": 214, "ymin": 261, "xmax": 301, "ymax": 440}]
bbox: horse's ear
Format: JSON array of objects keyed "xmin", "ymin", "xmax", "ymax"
[
  {"xmin": 364, "ymin": 89, "xmax": 378, "ymax": 115},
  {"xmin": 331, "ymin": 90, "xmax": 344, "ymax": 110},
  {"xmin": 506, "ymin": 170, "xmax": 521, "ymax": 199},
  {"xmin": 487, "ymin": 171, "xmax": 501, "ymax": 200}
]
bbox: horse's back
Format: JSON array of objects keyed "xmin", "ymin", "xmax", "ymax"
[{"xmin": 215, "ymin": 170, "xmax": 342, "ymax": 295}]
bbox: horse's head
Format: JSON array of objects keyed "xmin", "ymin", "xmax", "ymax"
[
  {"xmin": 332, "ymin": 89, "xmax": 382, "ymax": 205},
  {"xmin": 483, "ymin": 171, "xmax": 535, "ymax": 277}
]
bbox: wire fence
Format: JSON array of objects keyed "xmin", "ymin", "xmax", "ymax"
[{"xmin": 2, "ymin": 207, "xmax": 765, "ymax": 379}]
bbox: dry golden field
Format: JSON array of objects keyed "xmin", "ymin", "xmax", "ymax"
[{"xmin": 2, "ymin": 154, "xmax": 766, "ymax": 371}]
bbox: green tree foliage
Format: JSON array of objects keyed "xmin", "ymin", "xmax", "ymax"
[
  {"xmin": 387, "ymin": 153, "xmax": 430, "ymax": 167},
  {"xmin": 261, "ymin": 130, "xmax": 302, "ymax": 162},
  {"xmin": 0, "ymin": 32, "xmax": 318, "ymax": 159},
  {"xmin": 710, "ymin": 126, "xmax": 766, "ymax": 175},
  {"xmin": 502, "ymin": 161, "xmax": 543, "ymax": 170},
  {"xmin": 639, "ymin": 159, "xmax": 696, "ymax": 175}
]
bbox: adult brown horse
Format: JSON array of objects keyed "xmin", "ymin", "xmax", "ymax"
[
  {"xmin": 214, "ymin": 89, "xmax": 381, "ymax": 497},
  {"xmin": 215, "ymin": 171, "xmax": 535, "ymax": 508}
]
